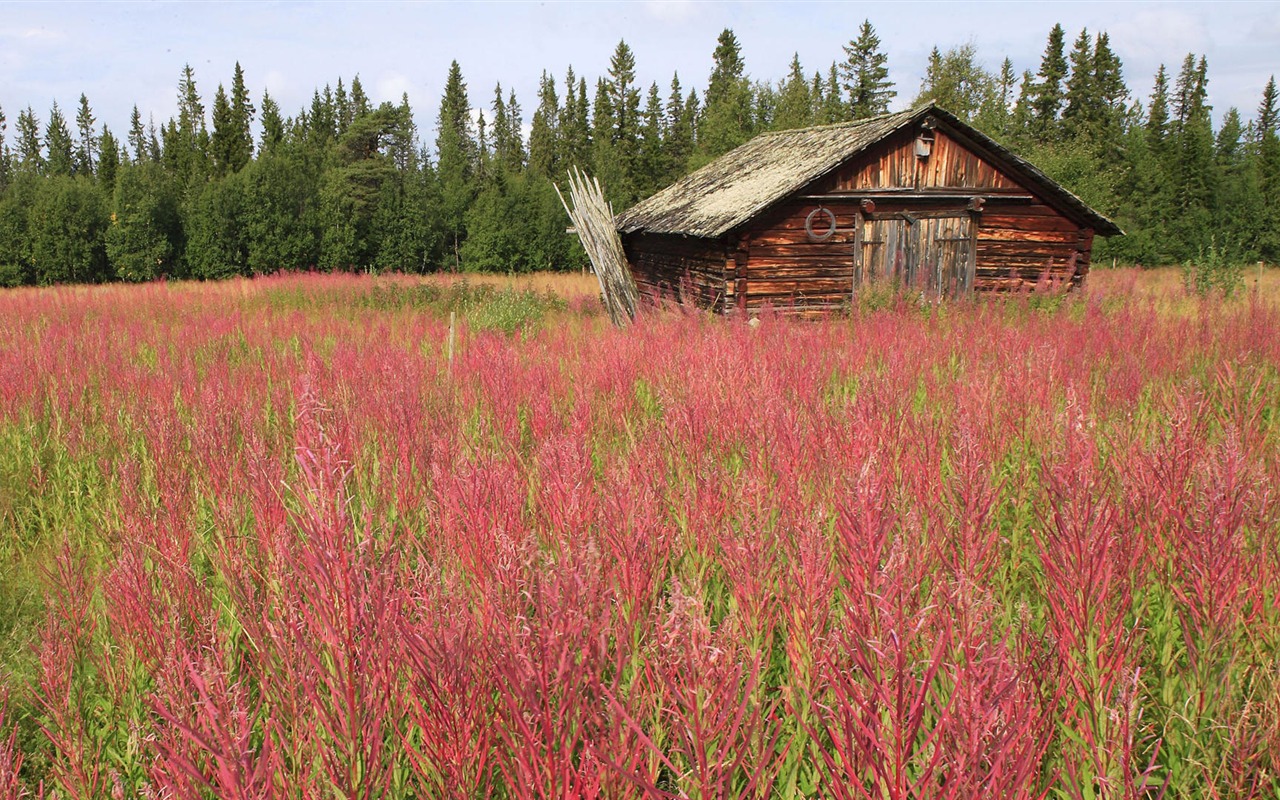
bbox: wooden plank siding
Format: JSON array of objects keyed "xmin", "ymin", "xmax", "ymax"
[{"xmin": 835, "ymin": 128, "xmax": 1023, "ymax": 192}]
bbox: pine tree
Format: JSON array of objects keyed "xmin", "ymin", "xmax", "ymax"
[
  {"xmin": 841, "ymin": 20, "xmax": 895, "ymax": 119},
  {"xmin": 774, "ymin": 53, "xmax": 813, "ymax": 131},
  {"xmin": 74, "ymin": 94, "xmax": 97, "ymax": 176},
  {"xmin": 45, "ymin": 102, "xmax": 76, "ymax": 177},
  {"xmin": 697, "ymin": 28, "xmax": 753, "ymax": 160}
]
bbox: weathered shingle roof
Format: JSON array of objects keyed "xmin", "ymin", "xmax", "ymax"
[{"xmin": 616, "ymin": 103, "xmax": 1121, "ymax": 238}]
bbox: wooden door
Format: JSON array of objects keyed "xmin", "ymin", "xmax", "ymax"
[
  {"xmin": 857, "ymin": 212, "xmax": 974, "ymax": 298},
  {"xmin": 913, "ymin": 214, "xmax": 974, "ymax": 298},
  {"xmin": 859, "ymin": 216, "xmax": 911, "ymax": 286}
]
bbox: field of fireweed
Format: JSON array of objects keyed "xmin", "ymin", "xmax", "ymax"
[{"xmin": 0, "ymin": 271, "xmax": 1278, "ymax": 799}]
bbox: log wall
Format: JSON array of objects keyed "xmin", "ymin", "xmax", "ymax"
[{"xmin": 623, "ymin": 233, "xmax": 728, "ymax": 311}]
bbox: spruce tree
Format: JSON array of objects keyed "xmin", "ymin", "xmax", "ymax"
[
  {"xmin": 637, "ymin": 82, "xmax": 668, "ymax": 197},
  {"xmin": 98, "ymin": 126, "xmax": 120, "ymax": 190},
  {"xmin": 351, "ymin": 76, "xmax": 371, "ymax": 120},
  {"xmin": 1147, "ymin": 65, "xmax": 1171, "ymax": 154},
  {"xmin": 259, "ymin": 90, "xmax": 285, "ymax": 154},
  {"xmin": 229, "ymin": 62, "xmax": 255, "ymax": 170},
  {"xmin": 15, "ymin": 108, "xmax": 43, "ymax": 173},
  {"xmin": 664, "ymin": 73, "xmax": 693, "ymax": 176},
  {"xmin": 698, "ymin": 28, "xmax": 753, "ymax": 160},
  {"xmin": 1061, "ymin": 29, "xmax": 1095, "ymax": 138},
  {"xmin": 820, "ymin": 63, "xmax": 846, "ymax": 123},
  {"xmin": 210, "ymin": 84, "xmax": 236, "ymax": 177},
  {"xmin": 45, "ymin": 102, "xmax": 76, "ymax": 177},
  {"xmin": 1091, "ymin": 33, "xmax": 1128, "ymax": 158},
  {"xmin": 841, "ymin": 20, "xmax": 895, "ymax": 119},
  {"xmin": 0, "ymin": 103, "xmax": 8, "ymax": 191},
  {"xmin": 175, "ymin": 64, "xmax": 210, "ymax": 180},
  {"xmin": 74, "ymin": 94, "xmax": 97, "ymax": 176},
  {"xmin": 128, "ymin": 106, "xmax": 148, "ymax": 162},
  {"xmin": 774, "ymin": 53, "xmax": 813, "ymax": 131},
  {"xmin": 559, "ymin": 67, "xmax": 590, "ymax": 172},
  {"xmin": 1029, "ymin": 23, "xmax": 1068, "ymax": 140},
  {"xmin": 436, "ymin": 60, "xmax": 476, "ymax": 269},
  {"xmin": 1254, "ymin": 76, "xmax": 1279, "ymax": 259},
  {"xmin": 528, "ymin": 70, "xmax": 560, "ymax": 179},
  {"xmin": 1169, "ymin": 54, "xmax": 1215, "ymax": 248},
  {"xmin": 976, "ymin": 58, "xmax": 1017, "ymax": 136}
]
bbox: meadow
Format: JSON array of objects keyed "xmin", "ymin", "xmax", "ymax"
[{"xmin": 0, "ymin": 269, "xmax": 1278, "ymax": 798}]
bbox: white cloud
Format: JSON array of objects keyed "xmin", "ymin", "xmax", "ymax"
[
  {"xmin": 1108, "ymin": 9, "xmax": 1205, "ymax": 64},
  {"xmin": 375, "ymin": 72, "xmax": 413, "ymax": 105},
  {"xmin": 643, "ymin": 0, "xmax": 698, "ymax": 23}
]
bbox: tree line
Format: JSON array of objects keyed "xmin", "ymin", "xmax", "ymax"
[{"xmin": 0, "ymin": 22, "xmax": 1277, "ymax": 286}]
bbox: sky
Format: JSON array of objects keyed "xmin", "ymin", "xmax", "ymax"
[{"xmin": 1, "ymin": 0, "xmax": 1277, "ymax": 150}]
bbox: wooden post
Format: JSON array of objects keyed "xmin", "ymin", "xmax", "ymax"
[{"xmin": 447, "ymin": 311, "xmax": 456, "ymax": 368}]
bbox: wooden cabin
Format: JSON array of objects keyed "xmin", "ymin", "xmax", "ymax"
[{"xmin": 616, "ymin": 103, "xmax": 1121, "ymax": 313}]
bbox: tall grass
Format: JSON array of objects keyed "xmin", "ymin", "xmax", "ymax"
[{"xmin": 0, "ymin": 271, "xmax": 1277, "ymax": 797}]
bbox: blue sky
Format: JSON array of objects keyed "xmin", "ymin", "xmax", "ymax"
[{"xmin": 1, "ymin": 0, "xmax": 1276, "ymax": 148}]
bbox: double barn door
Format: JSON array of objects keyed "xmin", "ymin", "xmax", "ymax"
[{"xmin": 858, "ymin": 212, "xmax": 975, "ymax": 299}]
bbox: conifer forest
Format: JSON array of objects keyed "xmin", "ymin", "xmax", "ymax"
[{"xmin": 0, "ymin": 22, "xmax": 1278, "ymax": 286}]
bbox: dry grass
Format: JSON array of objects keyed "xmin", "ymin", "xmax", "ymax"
[{"xmin": 1088, "ymin": 264, "xmax": 1280, "ymax": 301}]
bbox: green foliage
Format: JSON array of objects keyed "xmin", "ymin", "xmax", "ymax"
[
  {"xmin": 106, "ymin": 163, "xmax": 182, "ymax": 281},
  {"xmin": 841, "ymin": 20, "xmax": 895, "ymax": 119},
  {"xmin": 185, "ymin": 171, "xmax": 249, "ymax": 279},
  {"xmin": 1182, "ymin": 237, "xmax": 1246, "ymax": 297},
  {"xmin": 30, "ymin": 175, "xmax": 109, "ymax": 284},
  {"xmin": 696, "ymin": 29, "xmax": 753, "ymax": 162},
  {"xmin": 914, "ymin": 43, "xmax": 997, "ymax": 121}
]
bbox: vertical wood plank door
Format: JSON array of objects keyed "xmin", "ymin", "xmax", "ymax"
[
  {"xmin": 860, "ymin": 217, "xmax": 911, "ymax": 286},
  {"xmin": 913, "ymin": 214, "xmax": 974, "ymax": 299},
  {"xmin": 858, "ymin": 213, "xmax": 974, "ymax": 299}
]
